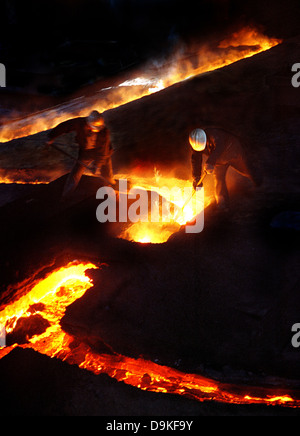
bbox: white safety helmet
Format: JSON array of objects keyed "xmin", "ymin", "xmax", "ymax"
[
  {"xmin": 189, "ymin": 129, "xmax": 207, "ymax": 152},
  {"xmin": 87, "ymin": 110, "xmax": 105, "ymax": 132}
]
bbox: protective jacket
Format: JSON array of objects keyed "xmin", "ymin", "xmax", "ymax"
[
  {"xmin": 191, "ymin": 127, "xmax": 258, "ymax": 206},
  {"xmin": 191, "ymin": 127, "xmax": 246, "ymax": 181},
  {"xmin": 49, "ymin": 117, "xmax": 114, "ymax": 197}
]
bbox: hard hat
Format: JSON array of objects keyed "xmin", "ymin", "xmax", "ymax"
[
  {"xmin": 189, "ymin": 129, "xmax": 207, "ymax": 152},
  {"xmin": 87, "ymin": 111, "xmax": 105, "ymax": 132}
]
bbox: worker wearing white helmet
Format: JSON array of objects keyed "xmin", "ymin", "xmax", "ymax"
[
  {"xmin": 87, "ymin": 111, "xmax": 106, "ymax": 133},
  {"xmin": 47, "ymin": 110, "xmax": 115, "ymax": 197},
  {"xmin": 189, "ymin": 128, "xmax": 207, "ymax": 152},
  {"xmin": 189, "ymin": 127, "xmax": 261, "ymax": 209}
]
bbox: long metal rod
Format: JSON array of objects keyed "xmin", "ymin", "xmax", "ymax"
[{"xmin": 182, "ymin": 171, "xmax": 207, "ymax": 210}]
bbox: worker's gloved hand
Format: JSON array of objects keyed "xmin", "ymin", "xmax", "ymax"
[
  {"xmin": 205, "ymin": 163, "xmax": 215, "ymax": 175},
  {"xmin": 90, "ymin": 164, "xmax": 98, "ymax": 175},
  {"xmin": 193, "ymin": 180, "xmax": 203, "ymax": 190}
]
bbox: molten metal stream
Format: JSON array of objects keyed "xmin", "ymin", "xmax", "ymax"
[
  {"xmin": 118, "ymin": 172, "xmax": 210, "ymax": 244},
  {"xmin": 0, "ymin": 262, "xmax": 299, "ymax": 408},
  {"xmin": 0, "ymin": 27, "xmax": 281, "ymax": 143}
]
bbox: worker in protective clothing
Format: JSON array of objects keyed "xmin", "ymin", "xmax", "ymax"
[
  {"xmin": 189, "ymin": 127, "xmax": 261, "ymax": 209},
  {"xmin": 47, "ymin": 111, "xmax": 114, "ymax": 197}
]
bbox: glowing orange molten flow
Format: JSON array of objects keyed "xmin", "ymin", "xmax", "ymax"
[
  {"xmin": 0, "ymin": 262, "xmax": 299, "ymax": 408},
  {"xmin": 0, "ymin": 262, "xmax": 97, "ymax": 359},
  {"xmin": 0, "ymin": 27, "xmax": 281, "ymax": 144}
]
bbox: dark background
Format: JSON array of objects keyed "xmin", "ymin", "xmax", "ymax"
[{"xmin": 1, "ymin": 0, "xmax": 300, "ymax": 96}]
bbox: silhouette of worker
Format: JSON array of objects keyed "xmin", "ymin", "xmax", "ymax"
[
  {"xmin": 189, "ymin": 127, "xmax": 261, "ymax": 209},
  {"xmin": 47, "ymin": 111, "xmax": 114, "ymax": 197}
]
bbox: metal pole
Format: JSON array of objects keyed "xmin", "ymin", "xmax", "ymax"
[{"xmin": 182, "ymin": 171, "xmax": 207, "ymax": 211}]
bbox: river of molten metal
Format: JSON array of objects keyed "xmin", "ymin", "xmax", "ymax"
[
  {"xmin": 0, "ymin": 262, "xmax": 299, "ymax": 408},
  {"xmin": 0, "ymin": 27, "xmax": 281, "ymax": 143}
]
